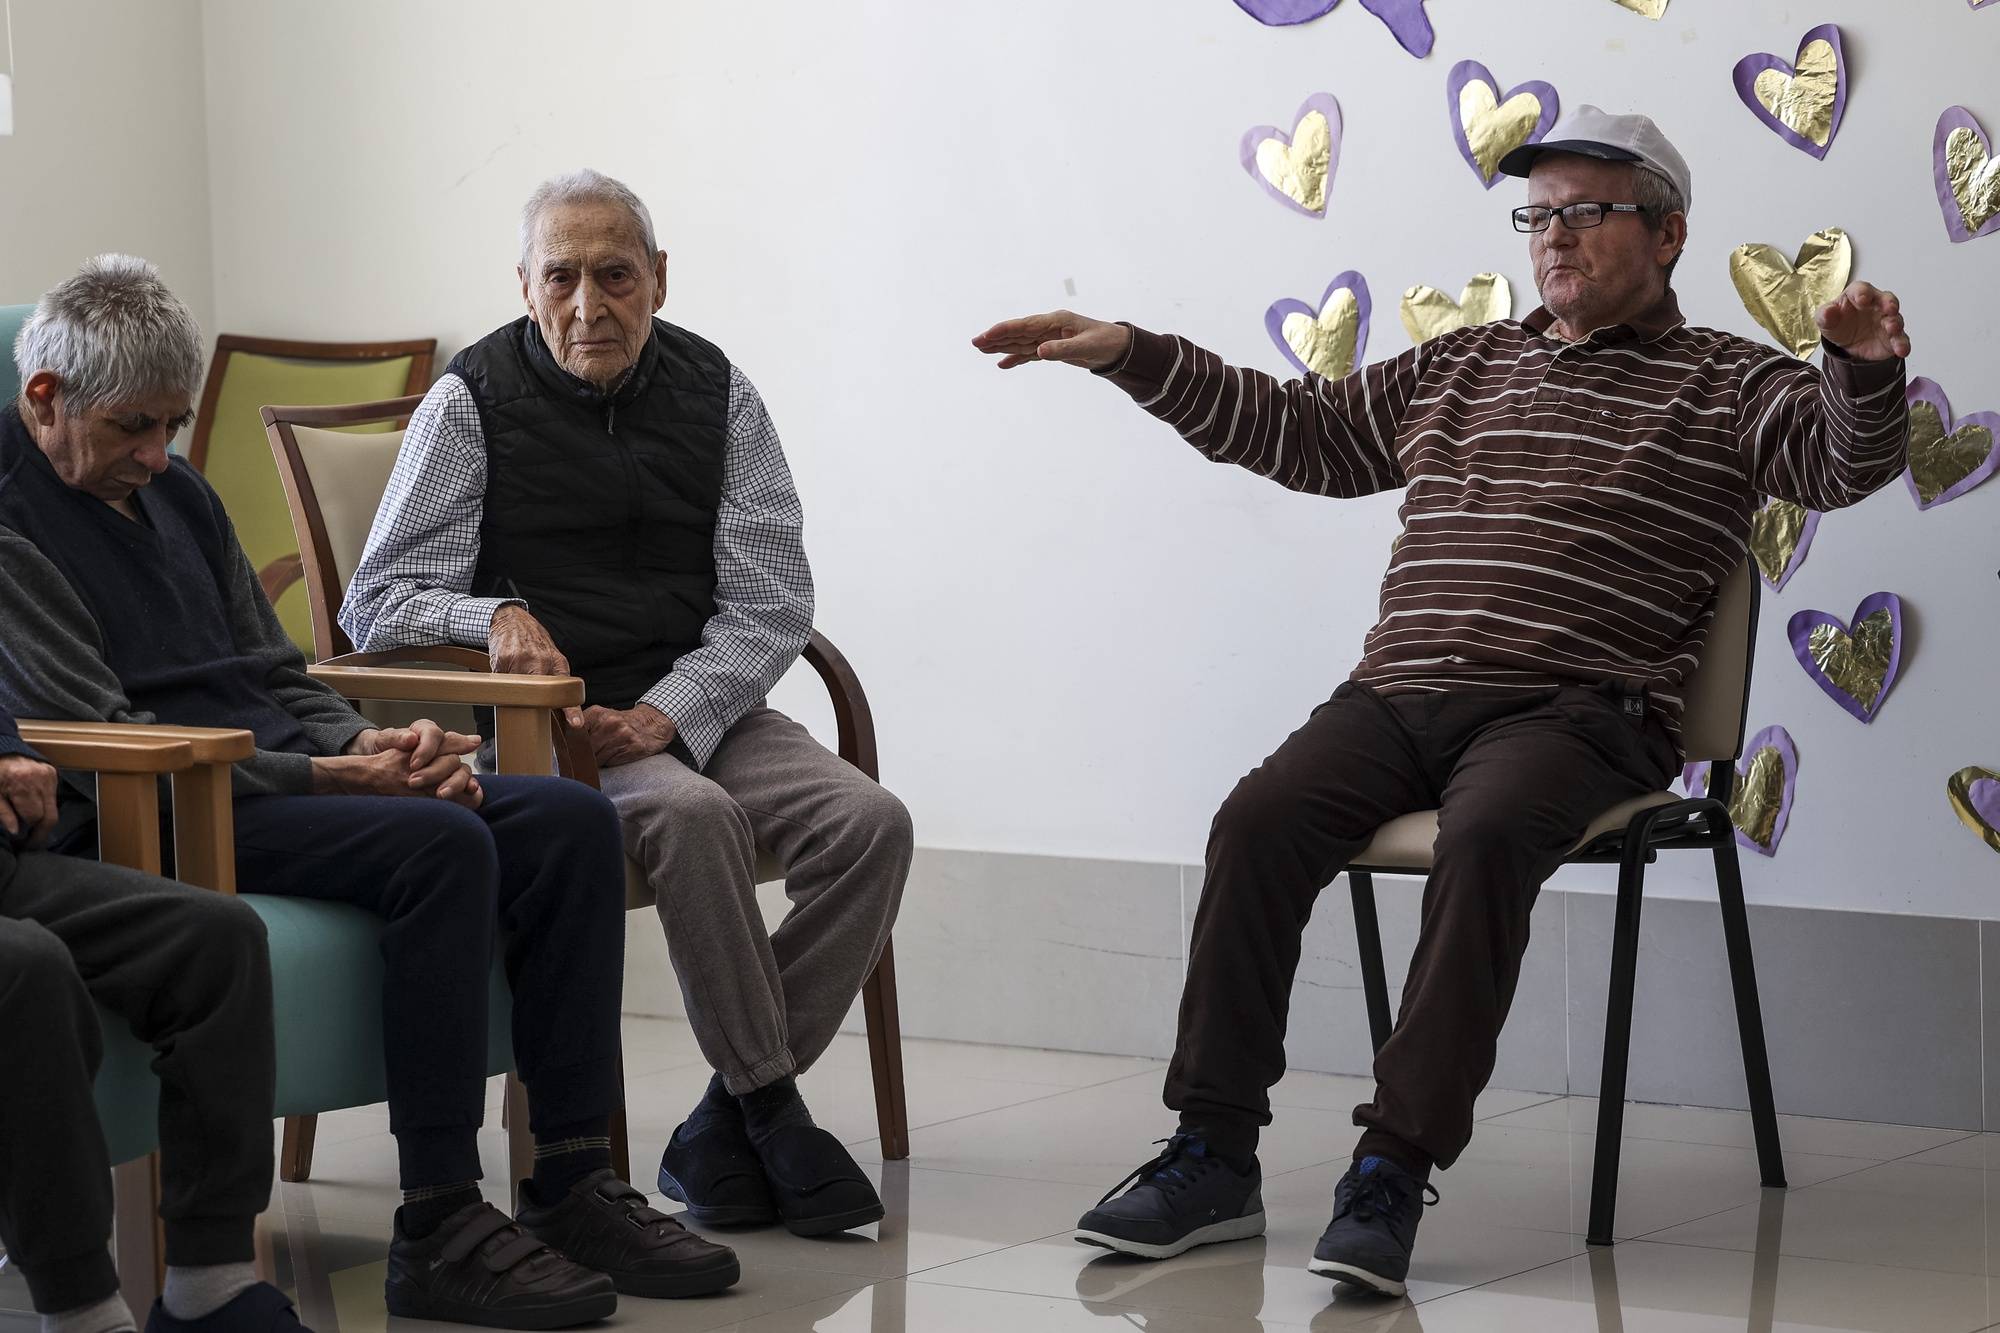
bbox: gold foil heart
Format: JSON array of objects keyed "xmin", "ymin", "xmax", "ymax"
[
  {"xmin": 1459, "ymin": 83, "xmax": 1547, "ymax": 183},
  {"xmin": 1399, "ymin": 274, "xmax": 1512, "ymax": 346},
  {"xmin": 1283, "ymin": 290, "xmax": 1363, "ymax": 379},
  {"xmin": 1255, "ymin": 109, "xmax": 1334, "ymax": 214},
  {"xmin": 1946, "ymin": 127, "xmax": 2000, "ymax": 234},
  {"xmin": 1907, "ymin": 401, "xmax": 1997, "ymax": 505},
  {"xmin": 1729, "ymin": 227, "xmax": 1852, "ymax": 359},
  {"xmin": 1611, "ymin": 0, "xmax": 1668, "ymax": 15},
  {"xmin": 1808, "ymin": 609, "xmax": 1894, "ymax": 713},
  {"xmin": 1753, "ymin": 39, "xmax": 1840, "ymax": 147},
  {"xmin": 1731, "ymin": 745, "xmax": 1788, "ymax": 851},
  {"xmin": 1948, "ymin": 767, "xmax": 2000, "ymax": 854},
  {"xmin": 1748, "ymin": 498, "xmax": 1810, "ymax": 585}
]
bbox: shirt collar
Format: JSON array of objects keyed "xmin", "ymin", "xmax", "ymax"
[{"xmin": 1523, "ymin": 288, "xmax": 1686, "ymax": 346}]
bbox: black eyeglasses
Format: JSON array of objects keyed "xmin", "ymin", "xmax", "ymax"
[{"xmin": 1512, "ymin": 202, "xmax": 1649, "ymax": 233}]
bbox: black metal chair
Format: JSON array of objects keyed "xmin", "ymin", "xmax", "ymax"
[{"xmin": 1343, "ymin": 556, "xmax": 1783, "ymax": 1246}]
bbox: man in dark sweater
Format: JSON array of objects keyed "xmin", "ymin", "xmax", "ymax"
[
  {"xmin": 0, "ymin": 256, "xmax": 737, "ymax": 1325},
  {"xmin": 1, "ymin": 705, "xmax": 301, "ymax": 1333}
]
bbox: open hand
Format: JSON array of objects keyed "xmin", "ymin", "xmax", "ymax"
[
  {"xmin": 972, "ymin": 311, "xmax": 1132, "ymax": 371},
  {"xmin": 1816, "ymin": 281, "xmax": 1911, "ymax": 362},
  {"xmin": 0, "ymin": 754, "xmax": 59, "ymax": 847},
  {"xmin": 582, "ymin": 704, "xmax": 676, "ymax": 769}
]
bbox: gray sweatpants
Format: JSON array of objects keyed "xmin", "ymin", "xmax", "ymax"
[{"xmin": 599, "ymin": 707, "xmax": 912, "ymax": 1095}]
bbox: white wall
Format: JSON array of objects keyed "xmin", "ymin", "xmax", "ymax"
[
  {"xmin": 0, "ymin": 0, "xmax": 214, "ymax": 344},
  {"xmin": 198, "ymin": 0, "xmax": 2000, "ymax": 917}
]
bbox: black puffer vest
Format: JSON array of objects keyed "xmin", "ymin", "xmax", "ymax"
[{"xmin": 451, "ymin": 316, "xmax": 730, "ymax": 709}]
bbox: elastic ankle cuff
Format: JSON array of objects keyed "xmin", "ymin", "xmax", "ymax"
[
  {"xmin": 19, "ymin": 1249, "xmax": 121, "ymax": 1315},
  {"xmin": 163, "ymin": 1215, "xmax": 257, "ymax": 1268}
]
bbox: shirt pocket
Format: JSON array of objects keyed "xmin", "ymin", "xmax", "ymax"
[{"xmin": 1564, "ymin": 422, "xmax": 1675, "ymax": 496}]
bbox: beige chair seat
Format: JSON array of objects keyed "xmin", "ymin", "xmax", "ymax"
[
  {"xmin": 1351, "ymin": 791, "xmax": 1684, "ymax": 872},
  {"xmin": 623, "ymin": 852, "xmax": 784, "ymax": 910}
]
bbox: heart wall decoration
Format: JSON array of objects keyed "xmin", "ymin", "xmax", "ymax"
[
  {"xmin": 1611, "ymin": 0, "xmax": 1668, "ymax": 15},
  {"xmin": 1267, "ymin": 272, "xmax": 1372, "ymax": 380},
  {"xmin": 1904, "ymin": 377, "xmax": 2000, "ymax": 510},
  {"xmin": 1934, "ymin": 106, "xmax": 2000, "ymax": 243},
  {"xmin": 1748, "ymin": 498, "xmax": 1820, "ymax": 591},
  {"xmin": 1241, "ymin": 94, "xmax": 1343, "ymax": 217},
  {"xmin": 1231, "ymin": 0, "xmax": 1435, "ymax": 55},
  {"xmin": 1683, "ymin": 724, "xmax": 1799, "ymax": 857},
  {"xmin": 1447, "ymin": 62, "xmax": 1559, "ymax": 189},
  {"xmin": 1788, "ymin": 593, "xmax": 1902, "ymax": 723},
  {"xmin": 1733, "ymin": 25, "xmax": 1847, "ymax": 159},
  {"xmin": 1728, "ymin": 227, "xmax": 1852, "ymax": 359},
  {"xmin": 1399, "ymin": 274, "xmax": 1512, "ymax": 346},
  {"xmin": 1232, "ymin": 0, "xmax": 1339, "ymax": 22},
  {"xmin": 1948, "ymin": 767, "xmax": 2000, "ymax": 855}
]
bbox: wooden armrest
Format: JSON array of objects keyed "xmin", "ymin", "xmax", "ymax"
[
  {"xmin": 308, "ymin": 664, "xmax": 584, "ymax": 708},
  {"xmin": 16, "ymin": 728, "xmax": 195, "ymax": 773},
  {"xmin": 802, "ymin": 629, "xmax": 879, "ymax": 781},
  {"xmin": 18, "ymin": 720, "xmax": 254, "ymax": 764}
]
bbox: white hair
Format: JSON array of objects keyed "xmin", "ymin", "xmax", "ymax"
[
  {"xmin": 1628, "ymin": 165, "xmax": 1688, "ymax": 280},
  {"xmin": 13, "ymin": 254, "xmax": 205, "ymax": 415},
  {"xmin": 519, "ymin": 169, "xmax": 659, "ymax": 270}
]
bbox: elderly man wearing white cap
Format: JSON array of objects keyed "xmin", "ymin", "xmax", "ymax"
[{"xmin": 973, "ymin": 107, "xmax": 1911, "ymax": 1294}]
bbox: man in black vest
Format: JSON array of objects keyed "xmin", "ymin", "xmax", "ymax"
[
  {"xmin": 343, "ymin": 170, "xmax": 913, "ymax": 1239},
  {"xmin": 0, "ymin": 255, "xmax": 739, "ymax": 1327}
]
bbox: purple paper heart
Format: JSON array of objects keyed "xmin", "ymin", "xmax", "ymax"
[
  {"xmin": 1682, "ymin": 724, "xmax": 1798, "ymax": 857},
  {"xmin": 1750, "ymin": 498, "xmax": 1821, "ymax": 592},
  {"xmin": 1240, "ymin": 94, "xmax": 1344, "ymax": 218},
  {"xmin": 1935, "ymin": 106, "xmax": 2000, "ymax": 244},
  {"xmin": 1265, "ymin": 272, "xmax": 1373, "ymax": 380},
  {"xmin": 1787, "ymin": 592, "xmax": 1902, "ymax": 723},
  {"xmin": 1732, "ymin": 25, "xmax": 1847, "ymax": 160},
  {"xmin": 1972, "ymin": 779, "xmax": 2000, "ymax": 828},
  {"xmin": 1446, "ymin": 61, "xmax": 1560, "ymax": 190},
  {"xmin": 1233, "ymin": 0, "xmax": 1340, "ymax": 23},
  {"xmin": 1904, "ymin": 377, "xmax": 2000, "ymax": 510},
  {"xmin": 1973, "ymin": 1, "xmax": 1999, "ymax": 11},
  {"xmin": 1359, "ymin": 0, "xmax": 1434, "ymax": 57}
]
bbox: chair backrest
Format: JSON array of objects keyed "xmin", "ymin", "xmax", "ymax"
[
  {"xmin": 1678, "ymin": 557, "xmax": 1760, "ymax": 763},
  {"xmin": 262, "ymin": 396, "xmax": 425, "ymax": 661},
  {"xmin": 191, "ymin": 336, "xmax": 435, "ymax": 649},
  {"xmin": 0, "ymin": 303, "xmax": 35, "ymax": 402}
]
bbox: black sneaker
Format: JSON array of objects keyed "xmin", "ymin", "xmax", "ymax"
[
  {"xmin": 753, "ymin": 1124, "xmax": 886, "ymax": 1237},
  {"xmin": 385, "ymin": 1200, "xmax": 618, "ymax": 1329},
  {"xmin": 1073, "ymin": 1134, "xmax": 1265, "ymax": 1260},
  {"xmin": 144, "ymin": 1283, "xmax": 309, "ymax": 1333},
  {"xmin": 659, "ymin": 1116, "xmax": 780, "ymax": 1229},
  {"xmin": 1308, "ymin": 1156, "xmax": 1439, "ymax": 1296},
  {"xmin": 517, "ymin": 1168, "xmax": 740, "ymax": 1299}
]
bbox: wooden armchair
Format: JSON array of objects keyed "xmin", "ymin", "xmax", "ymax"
[{"xmin": 262, "ymin": 395, "xmax": 911, "ymax": 1178}]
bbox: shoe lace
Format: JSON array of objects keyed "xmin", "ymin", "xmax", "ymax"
[
  {"xmin": 1338, "ymin": 1164, "xmax": 1440, "ymax": 1224},
  {"xmin": 1095, "ymin": 1134, "xmax": 1217, "ymax": 1206}
]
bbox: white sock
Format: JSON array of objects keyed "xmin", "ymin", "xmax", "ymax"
[
  {"xmin": 161, "ymin": 1264, "xmax": 257, "ymax": 1321},
  {"xmin": 42, "ymin": 1293, "xmax": 135, "ymax": 1333}
]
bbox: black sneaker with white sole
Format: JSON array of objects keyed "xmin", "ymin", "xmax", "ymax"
[
  {"xmin": 1073, "ymin": 1134, "xmax": 1265, "ymax": 1260},
  {"xmin": 1308, "ymin": 1156, "xmax": 1439, "ymax": 1296}
]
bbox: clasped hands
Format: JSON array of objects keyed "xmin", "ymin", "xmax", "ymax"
[
  {"xmin": 314, "ymin": 721, "xmax": 485, "ymax": 809},
  {"xmin": 488, "ymin": 603, "xmax": 676, "ymax": 769}
]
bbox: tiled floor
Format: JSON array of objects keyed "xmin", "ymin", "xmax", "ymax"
[{"xmin": 14, "ymin": 1016, "xmax": 2000, "ymax": 1331}]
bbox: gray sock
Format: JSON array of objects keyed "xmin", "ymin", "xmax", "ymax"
[
  {"xmin": 43, "ymin": 1293, "xmax": 135, "ymax": 1333},
  {"xmin": 162, "ymin": 1263, "xmax": 257, "ymax": 1321}
]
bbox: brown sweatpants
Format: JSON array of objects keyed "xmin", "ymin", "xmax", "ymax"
[{"xmin": 1165, "ymin": 680, "xmax": 1677, "ymax": 1172}]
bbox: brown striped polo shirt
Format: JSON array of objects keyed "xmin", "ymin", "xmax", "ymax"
[{"xmin": 1099, "ymin": 290, "xmax": 1910, "ymax": 753}]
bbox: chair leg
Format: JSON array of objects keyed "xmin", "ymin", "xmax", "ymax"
[
  {"xmin": 506, "ymin": 1073, "xmax": 534, "ymax": 1196},
  {"xmin": 1348, "ymin": 872, "xmax": 1394, "ymax": 1056},
  {"xmin": 113, "ymin": 1154, "xmax": 163, "ymax": 1315},
  {"xmin": 279, "ymin": 1114, "xmax": 318, "ymax": 1183},
  {"xmin": 1588, "ymin": 825, "xmax": 1657, "ymax": 1247},
  {"xmin": 863, "ymin": 938, "xmax": 911, "ymax": 1161},
  {"xmin": 1714, "ymin": 839, "xmax": 1787, "ymax": 1189}
]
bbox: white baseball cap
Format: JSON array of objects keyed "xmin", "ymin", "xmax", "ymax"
[{"xmin": 1498, "ymin": 105, "xmax": 1693, "ymax": 215}]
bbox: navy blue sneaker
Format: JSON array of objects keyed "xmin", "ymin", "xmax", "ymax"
[
  {"xmin": 1073, "ymin": 1134, "xmax": 1265, "ymax": 1260},
  {"xmin": 144, "ymin": 1283, "xmax": 309, "ymax": 1333},
  {"xmin": 1308, "ymin": 1156, "xmax": 1439, "ymax": 1296}
]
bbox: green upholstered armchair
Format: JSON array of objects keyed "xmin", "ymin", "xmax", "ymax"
[{"xmin": 1, "ymin": 304, "xmax": 33, "ymax": 400}]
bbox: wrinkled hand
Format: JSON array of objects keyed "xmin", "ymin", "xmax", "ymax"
[
  {"xmin": 971, "ymin": 310, "xmax": 1133, "ymax": 371},
  {"xmin": 490, "ymin": 605, "xmax": 570, "ymax": 678},
  {"xmin": 317, "ymin": 719, "xmax": 484, "ymax": 808},
  {"xmin": 1816, "ymin": 281, "xmax": 1911, "ymax": 362},
  {"xmin": 582, "ymin": 704, "xmax": 676, "ymax": 769},
  {"xmin": 0, "ymin": 754, "xmax": 59, "ymax": 847}
]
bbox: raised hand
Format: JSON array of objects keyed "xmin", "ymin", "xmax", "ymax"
[
  {"xmin": 972, "ymin": 311, "xmax": 1133, "ymax": 372},
  {"xmin": 1815, "ymin": 281, "xmax": 1911, "ymax": 363}
]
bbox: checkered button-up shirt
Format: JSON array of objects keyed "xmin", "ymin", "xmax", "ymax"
[{"xmin": 339, "ymin": 362, "xmax": 814, "ymax": 769}]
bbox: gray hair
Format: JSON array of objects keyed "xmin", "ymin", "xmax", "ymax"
[
  {"xmin": 13, "ymin": 254, "xmax": 205, "ymax": 415},
  {"xmin": 1629, "ymin": 165, "xmax": 1687, "ymax": 281},
  {"xmin": 518, "ymin": 169, "xmax": 659, "ymax": 270}
]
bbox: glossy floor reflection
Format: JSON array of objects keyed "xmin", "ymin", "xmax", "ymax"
[{"xmin": 13, "ymin": 1018, "xmax": 2000, "ymax": 1332}]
